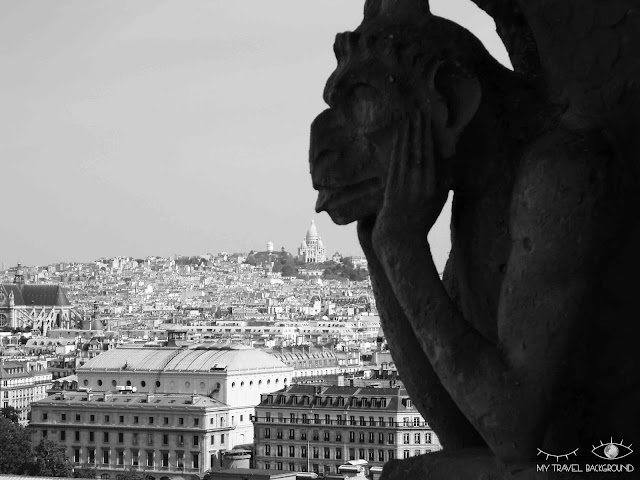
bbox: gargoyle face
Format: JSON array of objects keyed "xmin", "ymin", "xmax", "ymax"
[{"xmin": 310, "ymin": 31, "xmax": 405, "ymax": 225}]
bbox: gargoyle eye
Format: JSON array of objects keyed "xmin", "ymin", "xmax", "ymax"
[{"xmin": 591, "ymin": 439, "xmax": 633, "ymax": 460}]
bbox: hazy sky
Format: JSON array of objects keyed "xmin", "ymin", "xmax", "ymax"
[{"xmin": 0, "ymin": 0, "xmax": 509, "ymax": 271}]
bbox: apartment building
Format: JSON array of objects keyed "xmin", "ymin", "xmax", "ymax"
[
  {"xmin": 252, "ymin": 385, "xmax": 441, "ymax": 476},
  {"xmin": 0, "ymin": 359, "xmax": 52, "ymax": 424},
  {"xmin": 30, "ymin": 391, "xmax": 233, "ymax": 478}
]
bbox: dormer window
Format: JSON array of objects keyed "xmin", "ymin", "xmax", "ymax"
[{"xmin": 267, "ymin": 395, "xmax": 273, "ymax": 404}]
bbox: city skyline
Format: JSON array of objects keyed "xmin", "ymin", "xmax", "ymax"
[{"xmin": 0, "ymin": 0, "xmax": 510, "ymax": 274}]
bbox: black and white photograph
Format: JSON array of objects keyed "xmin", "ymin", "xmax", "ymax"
[{"xmin": 1, "ymin": 1, "xmax": 638, "ymax": 479}]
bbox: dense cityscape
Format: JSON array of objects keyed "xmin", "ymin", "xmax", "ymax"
[{"xmin": 0, "ymin": 221, "xmax": 441, "ymax": 480}]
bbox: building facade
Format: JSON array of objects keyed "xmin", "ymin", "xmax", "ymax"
[
  {"xmin": 0, "ymin": 359, "xmax": 52, "ymax": 424},
  {"xmin": 30, "ymin": 342, "xmax": 293, "ymax": 478},
  {"xmin": 252, "ymin": 385, "xmax": 441, "ymax": 476},
  {"xmin": 297, "ymin": 221, "xmax": 326, "ymax": 264},
  {"xmin": 30, "ymin": 391, "xmax": 233, "ymax": 477}
]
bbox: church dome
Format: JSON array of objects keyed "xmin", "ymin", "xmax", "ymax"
[
  {"xmin": 317, "ymin": 238, "xmax": 324, "ymax": 248},
  {"xmin": 306, "ymin": 220, "xmax": 319, "ymax": 241}
]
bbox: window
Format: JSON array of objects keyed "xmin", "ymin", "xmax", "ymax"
[
  {"xmin": 369, "ymin": 449, "xmax": 374, "ymax": 461},
  {"xmin": 359, "ymin": 432, "xmax": 365, "ymax": 443},
  {"xmin": 42, "ymin": 430, "xmax": 48, "ymax": 439},
  {"xmin": 389, "ymin": 450, "xmax": 395, "ymax": 460},
  {"xmin": 76, "ymin": 413, "xmax": 81, "ymax": 422},
  {"xmin": 265, "ymin": 428, "xmax": 270, "ymax": 439},
  {"xmin": 60, "ymin": 430, "xmax": 66, "ymax": 441},
  {"xmin": 88, "ymin": 448, "xmax": 95, "ymax": 464},
  {"xmin": 177, "ymin": 434, "xmax": 184, "ymax": 445},
  {"xmin": 133, "ymin": 416, "xmax": 139, "ymax": 424},
  {"xmin": 289, "ymin": 463, "xmax": 295, "ymax": 471},
  {"xmin": 193, "ymin": 435, "xmax": 199, "ymax": 446},
  {"xmin": 324, "ymin": 447, "xmax": 330, "ymax": 459},
  {"xmin": 379, "ymin": 433, "xmax": 384, "ymax": 444},
  {"xmin": 360, "ymin": 416, "xmax": 366, "ymax": 426},
  {"xmin": 369, "ymin": 432, "xmax": 375, "ymax": 443},
  {"xmin": 74, "ymin": 449, "xmax": 80, "ymax": 463},
  {"xmin": 118, "ymin": 432, "xmax": 124, "ymax": 443},
  {"xmin": 103, "ymin": 432, "xmax": 109, "ymax": 442},
  {"xmin": 301, "ymin": 413, "xmax": 308, "ymax": 424},
  {"xmin": 102, "ymin": 448, "xmax": 110, "ymax": 464},
  {"xmin": 277, "ymin": 445, "xmax": 283, "ymax": 457},
  {"xmin": 117, "ymin": 450, "xmax": 124, "ymax": 465},
  {"xmin": 313, "ymin": 447, "xmax": 319, "ymax": 459},
  {"xmin": 289, "ymin": 446, "xmax": 295, "ymax": 457},
  {"xmin": 89, "ymin": 431, "xmax": 95, "ymax": 442},
  {"xmin": 379, "ymin": 449, "xmax": 385, "ymax": 461},
  {"xmin": 43, "ymin": 413, "xmax": 48, "ymax": 420},
  {"xmin": 265, "ymin": 463, "xmax": 271, "ymax": 470},
  {"xmin": 119, "ymin": 416, "xmax": 124, "ymax": 423},
  {"xmin": 414, "ymin": 417, "xmax": 420, "ymax": 426},
  {"xmin": 75, "ymin": 431, "xmax": 80, "ymax": 442},
  {"xmin": 388, "ymin": 433, "xmax": 395, "ymax": 444},
  {"xmin": 147, "ymin": 433, "xmax": 154, "ymax": 445},
  {"xmin": 132, "ymin": 450, "xmax": 139, "ymax": 466},
  {"xmin": 349, "ymin": 431, "xmax": 355, "ymax": 443},
  {"xmin": 349, "ymin": 416, "xmax": 356, "ymax": 426},
  {"xmin": 349, "ymin": 448, "xmax": 355, "ymax": 460},
  {"xmin": 359, "ymin": 449, "xmax": 365, "ymax": 460},
  {"xmin": 301, "ymin": 446, "xmax": 307, "ymax": 458},
  {"xmin": 220, "ymin": 434, "xmax": 225, "ymax": 444},
  {"xmin": 388, "ymin": 417, "xmax": 394, "ymax": 426},
  {"xmin": 148, "ymin": 416, "xmax": 154, "ymax": 424},
  {"xmin": 162, "ymin": 452, "xmax": 169, "ymax": 467},
  {"xmin": 163, "ymin": 417, "xmax": 169, "ymax": 425},
  {"xmin": 369, "ymin": 416, "xmax": 375, "ymax": 426},
  {"xmin": 290, "ymin": 413, "xmax": 296, "ymax": 423},
  {"xmin": 265, "ymin": 445, "xmax": 271, "ymax": 456},
  {"xmin": 104, "ymin": 415, "xmax": 110, "ymax": 423},
  {"xmin": 179, "ymin": 417, "xmax": 184, "ymax": 425},
  {"xmin": 313, "ymin": 430, "xmax": 319, "ymax": 441},
  {"xmin": 277, "ymin": 429, "xmax": 283, "ymax": 439},
  {"xmin": 276, "ymin": 462, "xmax": 282, "ymax": 470},
  {"xmin": 336, "ymin": 432, "xmax": 342, "ymax": 442},
  {"xmin": 314, "ymin": 414, "xmax": 320, "ymax": 424},
  {"xmin": 324, "ymin": 431, "xmax": 330, "ymax": 441},
  {"xmin": 301, "ymin": 431, "xmax": 307, "ymax": 441},
  {"xmin": 162, "ymin": 434, "xmax": 168, "ymax": 445},
  {"xmin": 379, "ymin": 416, "xmax": 384, "ymax": 426},
  {"xmin": 177, "ymin": 452, "xmax": 184, "ymax": 468},
  {"xmin": 146, "ymin": 451, "xmax": 154, "ymax": 467},
  {"xmin": 415, "ymin": 433, "xmax": 421, "ymax": 444},
  {"xmin": 90, "ymin": 414, "xmax": 95, "ymax": 422},
  {"xmin": 325, "ymin": 414, "xmax": 331, "ymax": 425},
  {"xmin": 403, "ymin": 433, "xmax": 410, "ymax": 444},
  {"xmin": 194, "ymin": 418, "xmax": 199, "ymax": 426},
  {"xmin": 289, "ymin": 429, "xmax": 295, "ymax": 440},
  {"xmin": 336, "ymin": 448, "xmax": 342, "ymax": 459},
  {"xmin": 403, "ymin": 450, "xmax": 410, "ymax": 459},
  {"xmin": 61, "ymin": 413, "xmax": 66, "ymax": 421}
]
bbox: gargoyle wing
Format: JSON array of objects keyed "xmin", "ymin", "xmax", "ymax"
[{"xmin": 471, "ymin": 0, "xmax": 640, "ymax": 130}]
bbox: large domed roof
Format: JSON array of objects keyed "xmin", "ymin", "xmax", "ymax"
[
  {"xmin": 306, "ymin": 220, "xmax": 319, "ymax": 241},
  {"xmin": 78, "ymin": 344, "xmax": 290, "ymax": 374}
]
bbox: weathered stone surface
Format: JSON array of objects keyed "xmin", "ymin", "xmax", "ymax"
[{"xmin": 309, "ymin": 0, "xmax": 639, "ymax": 478}]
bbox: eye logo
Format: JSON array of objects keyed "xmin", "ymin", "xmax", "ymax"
[
  {"xmin": 536, "ymin": 448, "xmax": 579, "ymax": 461},
  {"xmin": 592, "ymin": 438, "xmax": 633, "ymax": 461}
]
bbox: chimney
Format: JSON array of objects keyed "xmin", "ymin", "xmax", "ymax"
[{"xmin": 349, "ymin": 379, "xmax": 354, "ymax": 387}]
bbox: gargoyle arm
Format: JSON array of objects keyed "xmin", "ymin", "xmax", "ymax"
[{"xmin": 372, "ymin": 131, "xmax": 610, "ymax": 464}]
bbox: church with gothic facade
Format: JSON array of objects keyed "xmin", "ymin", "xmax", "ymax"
[{"xmin": 297, "ymin": 220, "xmax": 326, "ymax": 263}]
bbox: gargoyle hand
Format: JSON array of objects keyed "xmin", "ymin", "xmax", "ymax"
[{"xmin": 373, "ymin": 109, "xmax": 450, "ymax": 245}]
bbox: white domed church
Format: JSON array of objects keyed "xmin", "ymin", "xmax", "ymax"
[{"xmin": 298, "ymin": 220, "xmax": 326, "ymax": 263}]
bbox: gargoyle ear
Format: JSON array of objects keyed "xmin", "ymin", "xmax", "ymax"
[{"xmin": 427, "ymin": 60, "xmax": 481, "ymax": 158}]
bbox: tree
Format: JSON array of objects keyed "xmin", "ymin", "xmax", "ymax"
[
  {"xmin": 30, "ymin": 439, "xmax": 73, "ymax": 477},
  {"xmin": 0, "ymin": 417, "xmax": 33, "ymax": 474},
  {"xmin": 0, "ymin": 405, "xmax": 19, "ymax": 423}
]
